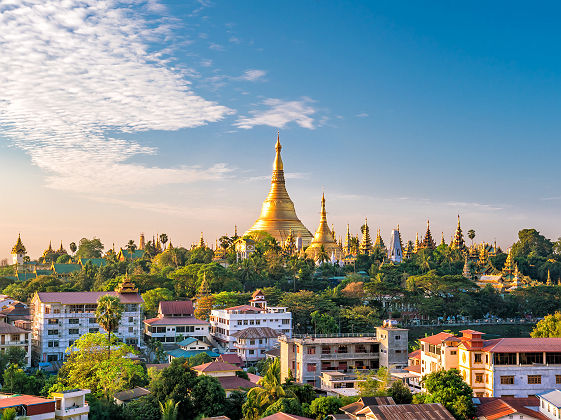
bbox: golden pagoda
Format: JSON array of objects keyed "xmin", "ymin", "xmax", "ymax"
[
  {"xmin": 57, "ymin": 241, "xmax": 67, "ymax": 255},
  {"xmin": 11, "ymin": 234, "xmax": 26, "ymax": 255},
  {"xmin": 198, "ymin": 232, "xmax": 206, "ymax": 248},
  {"xmin": 413, "ymin": 233, "xmax": 420, "ymax": 254},
  {"xmin": 374, "ymin": 229, "xmax": 386, "ymax": 251},
  {"xmin": 245, "ymin": 133, "xmax": 313, "ymax": 245},
  {"xmin": 343, "ymin": 224, "xmax": 353, "ymax": 255},
  {"xmin": 116, "ymin": 275, "xmax": 138, "ymax": 294},
  {"xmin": 403, "ymin": 240, "xmax": 414, "ymax": 259},
  {"xmin": 420, "ymin": 220, "xmax": 436, "ymax": 250},
  {"xmin": 450, "ymin": 215, "xmax": 466, "ymax": 251},
  {"xmin": 283, "ymin": 229, "xmax": 296, "ymax": 255},
  {"xmin": 359, "ymin": 217, "xmax": 373, "ymax": 255},
  {"xmin": 547, "ymin": 269, "xmax": 552, "ymax": 286},
  {"xmin": 440, "ymin": 232, "xmax": 445, "ymax": 247},
  {"xmin": 305, "ymin": 193, "xmax": 343, "ymax": 262}
]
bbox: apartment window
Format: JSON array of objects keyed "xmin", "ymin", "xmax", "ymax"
[
  {"xmin": 527, "ymin": 375, "xmax": 541, "ymax": 384},
  {"xmin": 89, "ymin": 328, "xmax": 99, "ymax": 333},
  {"xmin": 322, "ymin": 346, "xmax": 330, "ymax": 354},
  {"xmin": 494, "ymin": 353, "xmax": 517, "ymax": 365},
  {"xmin": 243, "ymin": 320, "xmax": 248, "ymax": 325},
  {"xmin": 256, "ymin": 320, "xmax": 260, "ymax": 325},
  {"xmin": 48, "ymin": 319, "xmax": 58, "ymax": 325},
  {"xmin": 282, "ymin": 319, "xmax": 290, "ymax": 324},
  {"xmin": 307, "ymin": 363, "xmax": 316, "ymax": 372},
  {"xmin": 10, "ymin": 335, "xmax": 19, "ymax": 342},
  {"xmin": 547, "ymin": 353, "xmax": 561, "ymax": 364},
  {"xmin": 53, "ymin": 308, "xmax": 60, "ymax": 314},
  {"xmin": 250, "ymin": 340, "xmax": 255, "ymax": 345},
  {"xmin": 69, "ymin": 340, "xmax": 75, "ymax": 346},
  {"xmin": 451, "ymin": 351, "xmax": 457, "ymax": 355},
  {"xmin": 47, "ymin": 330, "xmax": 58, "ymax": 336},
  {"xmin": 249, "ymin": 350, "xmax": 254, "ymax": 355},
  {"xmin": 47, "ymin": 341, "xmax": 59, "ymax": 347},
  {"xmin": 307, "ymin": 347, "xmax": 316, "ymax": 355},
  {"xmin": 556, "ymin": 375, "xmax": 561, "ymax": 384},
  {"xmin": 45, "ymin": 306, "xmax": 51, "ymax": 314},
  {"xmin": 128, "ymin": 317, "xmax": 134, "ymax": 323},
  {"xmin": 395, "ymin": 335, "xmax": 400, "ymax": 340},
  {"xmin": 520, "ymin": 352, "xmax": 543, "ymax": 365},
  {"xmin": 337, "ymin": 345, "xmax": 348, "ymax": 354},
  {"xmin": 474, "ymin": 353, "xmax": 482, "ymax": 363},
  {"xmin": 69, "ymin": 319, "xmax": 79, "ymax": 324},
  {"xmin": 125, "ymin": 304, "xmax": 137, "ymax": 312},
  {"xmin": 250, "ymin": 320, "xmax": 255, "ymax": 325},
  {"xmin": 128, "ymin": 327, "xmax": 133, "ymax": 333},
  {"xmin": 68, "ymin": 329, "xmax": 79, "ymax": 335},
  {"xmin": 500, "ymin": 376, "xmax": 514, "ymax": 384},
  {"xmin": 475, "ymin": 373, "xmax": 483, "ymax": 383},
  {"xmin": 356, "ymin": 344, "xmax": 367, "ymax": 353},
  {"xmin": 89, "ymin": 318, "xmax": 97, "ymax": 324}
]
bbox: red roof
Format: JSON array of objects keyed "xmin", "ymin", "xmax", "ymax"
[
  {"xmin": 36, "ymin": 291, "xmax": 143, "ymax": 304},
  {"xmin": 409, "ymin": 349, "xmax": 421, "ymax": 360},
  {"xmin": 232, "ymin": 327, "xmax": 279, "ymax": 339},
  {"xmin": 481, "ymin": 337, "xmax": 561, "ymax": 353},
  {"xmin": 217, "ymin": 376, "xmax": 258, "ymax": 390},
  {"xmin": 477, "ymin": 397, "xmax": 547, "ymax": 420},
  {"xmin": 144, "ymin": 316, "xmax": 209, "ymax": 326},
  {"xmin": 404, "ymin": 365, "xmax": 421, "ymax": 374},
  {"xmin": 192, "ymin": 361, "xmax": 240, "ymax": 373},
  {"xmin": 358, "ymin": 403, "xmax": 455, "ymax": 419},
  {"xmin": 0, "ymin": 395, "xmax": 54, "ymax": 409},
  {"xmin": 260, "ymin": 413, "xmax": 310, "ymax": 420},
  {"xmin": 217, "ymin": 353, "xmax": 243, "ymax": 365},
  {"xmin": 224, "ymin": 305, "xmax": 264, "ymax": 312},
  {"xmin": 159, "ymin": 301, "xmax": 194, "ymax": 316},
  {"xmin": 419, "ymin": 332, "xmax": 455, "ymax": 345}
]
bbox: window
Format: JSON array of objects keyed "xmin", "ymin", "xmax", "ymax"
[
  {"xmin": 307, "ymin": 347, "xmax": 316, "ymax": 355},
  {"xmin": 556, "ymin": 375, "xmax": 561, "ymax": 384},
  {"xmin": 69, "ymin": 319, "xmax": 79, "ymax": 324},
  {"xmin": 520, "ymin": 352, "xmax": 543, "ymax": 365},
  {"xmin": 451, "ymin": 350, "xmax": 457, "ymax": 355},
  {"xmin": 282, "ymin": 319, "xmax": 290, "ymax": 324},
  {"xmin": 356, "ymin": 344, "xmax": 367, "ymax": 353},
  {"xmin": 128, "ymin": 327, "xmax": 133, "ymax": 333},
  {"xmin": 494, "ymin": 353, "xmax": 517, "ymax": 365},
  {"xmin": 547, "ymin": 353, "xmax": 561, "ymax": 364},
  {"xmin": 395, "ymin": 335, "xmax": 400, "ymax": 340},
  {"xmin": 47, "ymin": 341, "xmax": 59, "ymax": 347},
  {"xmin": 474, "ymin": 353, "xmax": 482, "ymax": 363},
  {"xmin": 47, "ymin": 330, "xmax": 58, "ymax": 336},
  {"xmin": 10, "ymin": 335, "xmax": 19, "ymax": 342},
  {"xmin": 322, "ymin": 346, "xmax": 330, "ymax": 354},
  {"xmin": 307, "ymin": 363, "xmax": 316, "ymax": 372},
  {"xmin": 48, "ymin": 319, "xmax": 58, "ymax": 325},
  {"xmin": 250, "ymin": 340, "xmax": 255, "ymax": 345},
  {"xmin": 337, "ymin": 345, "xmax": 348, "ymax": 354},
  {"xmin": 500, "ymin": 376, "xmax": 514, "ymax": 384},
  {"xmin": 527, "ymin": 375, "xmax": 541, "ymax": 384},
  {"xmin": 475, "ymin": 373, "xmax": 483, "ymax": 383},
  {"xmin": 128, "ymin": 317, "xmax": 133, "ymax": 323},
  {"xmin": 89, "ymin": 328, "xmax": 99, "ymax": 333},
  {"xmin": 68, "ymin": 329, "xmax": 79, "ymax": 335},
  {"xmin": 249, "ymin": 350, "xmax": 254, "ymax": 355},
  {"xmin": 89, "ymin": 318, "xmax": 97, "ymax": 324},
  {"xmin": 45, "ymin": 306, "xmax": 51, "ymax": 314}
]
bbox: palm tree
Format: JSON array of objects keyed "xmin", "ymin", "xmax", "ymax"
[
  {"xmin": 159, "ymin": 233, "xmax": 168, "ymax": 250},
  {"xmin": 159, "ymin": 399, "xmax": 179, "ymax": 420},
  {"xmin": 126, "ymin": 240, "xmax": 137, "ymax": 258},
  {"xmin": 69, "ymin": 242, "xmax": 77, "ymax": 255},
  {"xmin": 244, "ymin": 359, "xmax": 288, "ymax": 416},
  {"xmin": 95, "ymin": 295, "xmax": 124, "ymax": 359},
  {"xmin": 468, "ymin": 229, "xmax": 476, "ymax": 246}
]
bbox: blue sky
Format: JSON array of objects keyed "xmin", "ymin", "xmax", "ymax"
[{"xmin": 1, "ymin": 0, "xmax": 560, "ymax": 258}]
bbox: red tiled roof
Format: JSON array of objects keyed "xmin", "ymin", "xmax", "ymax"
[
  {"xmin": 481, "ymin": 337, "xmax": 561, "ymax": 353},
  {"xmin": 359, "ymin": 403, "xmax": 455, "ymax": 419},
  {"xmin": 232, "ymin": 327, "xmax": 280, "ymax": 339},
  {"xmin": 192, "ymin": 361, "xmax": 240, "ymax": 373},
  {"xmin": 224, "ymin": 304, "xmax": 264, "ymax": 312},
  {"xmin": 159, "ymin": 301, "xmax": 194, "ymax": 316},
  {"xmin": 36, "ymin": 291, "xmax": 143, "ymax": 304},
  {"xmin": 404, "ymin": 365, "xmax": 421, "ymax": 374},
  {"xmin": 0, "ymin": 323, "xmax": 28, "ymax": 334},
  {"xmin": 144, "ymin": 316, "xmax": 209, "ymax": 326},
  {"xmin": 419, "ymin": 332, "xmax": 455, "ymax": 345},
  {"xmin": 217, "ymin": 353, "xmax": 243, "ymax": 365},
  {"xmin": 260, "ymin": 413, "xmax": 310, "ymax": 420},
  {"xmin": 409, "ymin": 349, "xmax": 421, "ymax": 359},
  {"xmin": 0, "ymin": 395, "xmax": 54, "ymax": 409},
  {"xmin": 477, "ymin": 397, "xmax": 547, "ymax": 420},
  {"xmin": 247, "ymin": 373, "xmax": 262, "ymax": 385},
  {"xmin": 251, "ymin": 289, "xmax": 264, "ymax": 298},
  {"xmin": 460, "ymin": 329, "xmax": 484, "ymax": 335},
  {"xmin": 217, "ymin": 376, "xmax": 258, "ymax": 390}
]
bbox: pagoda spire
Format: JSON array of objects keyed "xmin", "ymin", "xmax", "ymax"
[
  {"xmin": 359, "ymin": 217, "xmax": 373, "ymax": 255},
  {"xmin": 199, "ymin": 232, "xmax": 205, "ymax": 248},
  {"xmin": 11, "ymin": 234, "xmax": 26, "ymax": 255},
  {"xmin": 450, "ymin": 214, "xmax": 466, "ymax": 251},
  {"xmin": 547, "ymin": 269, "xmax": 552, "ymax": 286},
  {"xmin": 420, "ymin": 220, "xmax": 436, "ymax": 250},
  {"xmin": 305, "ymin": 193, "xmax": 342, "ymax": 262},
  {"xmin": 440, "ymin": 232, "xmax": 445, "ymax": 247},
  {"xmin": 245, "ymin": 133, "xmax": 313, "ymax": 245},
  {"xmin": 374, "ymin": 228, "xmax": 385, "ymax": 250},
  {"xmin": 462, "ymin": 256, "xmax": 471, "ymax": 279},
  {"xmin": 344, "ymin": 224, "xmax": 352, "ymax": 255},
  {"xmin": 413, "ymin": 233, "xmax": 420, "ymax": 254}
]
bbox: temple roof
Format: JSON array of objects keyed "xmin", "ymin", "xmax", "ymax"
[{"xmin": 11, "ymin": 234, "xmax": 26, "ymax": 254}]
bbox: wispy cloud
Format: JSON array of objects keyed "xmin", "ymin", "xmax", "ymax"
[
  {"xmin": 235, "ymin": 97, "xmax": 317, "ymax": 129},
  {"xmin": 356, "ymin": 112, "xmax": 369, "ymax": 118},
  {"xmin": 0, "ymin": 0, "xmax": 233, "ymax": 194},
  {"xmin": 237, "ymin": 69, "xmax": 267, "ymax": 81}
]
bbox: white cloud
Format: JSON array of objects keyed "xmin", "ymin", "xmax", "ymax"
[
  {"xmin": 238, "ymin": 69, "xmax": 266, "ymax": 81},
  {"xmin": 356, "ymin": 112, "xmax": 369, "ymax": 118},
  {"xmin": 0, "ymin": 0, "xmax": 233, "ymax": 194},
  {"xmin": 235, "ymin": 97, "xmax": 317, "ymax": 129}
]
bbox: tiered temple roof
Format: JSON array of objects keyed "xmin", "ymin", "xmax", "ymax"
[
  {"xmin": 305, "ymin": 193, "xmax": 343, "ymax": 262},
  {"xmin": 420, "ymin": 220, "xmax": 436, "ymax": 250},
  {"xmin": 450, "ymin": 215, "xmax": 466, "ymax": 251},
  {"xmin": 359, "ymin": 218, "xmax": 373, "ymax": 255},
  {"xmin": 11, "ymin": 235, "xmax": 26, "ymax": 254}
]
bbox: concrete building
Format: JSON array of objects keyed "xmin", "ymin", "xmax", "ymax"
[
  {"xmin": 51, "ymin": 389, "xmax": 90, "ymax": 419},
  {"xmin": 232, "ymin": 326, "xmax": 280, "ymax": 363},
  {"xmin": 31, "ymin": 281, "xmax": 143, "ymax": 363},
  {"xmin": 143, "ymin": 301, "xmax": 211, "ymax": 346},
  {"xmin": 210, "ymin": 290, "xmax": 292, "ymax": 355},
  {"xmin": 0, "ymin": 319, "xmax": 31, "ymax": 366},
  {"xmin": 0, "ymin": 394, "xmax": 55, "ymax": 419},
  {"xmin": 279, "ymin": 321, "xmax": 408, "ymax": 387},
  {"xmin": 538, "ymin": 389, "xmax": 561, "ymax": 420},
  {"xmin": 192, "ymin": 361, "xmax": 258, "ymax": 396}
]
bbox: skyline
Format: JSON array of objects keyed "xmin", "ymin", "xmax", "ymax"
[{"xmin": 1, "ymin": 0, "xmax": 561, "ymax": 258}]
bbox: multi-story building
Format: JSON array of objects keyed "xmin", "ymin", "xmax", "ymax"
[
  {"xmin": 51, "ymin": 389, "xmax": 90, "ymax": 419},
  {"xmin": 210, "ymin": 290, "xmax": 292, "ymax": 355},
  {"xmin": 143, "ymin": 301, "xmax": 211, "ymax": 346},
  {"xmin": 0, "ymin": 320, "xmax": 31, "ymax": 366},
  {"xmin": 279, "ymin": 321, "xmax": 408, "ymax": 386},
  {"xmin": 31, "ymin": 280, "xmax": 143, "ymax": 363},
  {"xmin": 412, "ymin": 329, "xmax": 561, "ymax": 398},
  {"xmin": 231, "ymin": 326, "xmax": 281, "ymax": 363},
  {"xmin": 538, "ymin": 389, "xmax": 561, "ymax": 420}
]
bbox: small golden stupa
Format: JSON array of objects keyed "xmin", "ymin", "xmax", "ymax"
[
  {"xmin": 245, "ymin": 134, "xmax": 313, "ymax": 245},
  {"xmin": 305, "ymin": 193, "xmax": 343, "ymax": 261}
]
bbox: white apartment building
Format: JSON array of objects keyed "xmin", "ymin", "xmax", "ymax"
[
  {"xmin": 232, "ymin": 326, "xmax": 281, "ymax": 363},
  {"xmin": 0, "ymin": 320, "xmax": 31, "ymax": 366},
  {"xmin": 210, "ymin": 290, "xmax": 292, "ymax": 355},
  {"xmin": 538, "ymin": 389, "xmax": 561, "ymax": 420},
  {"xmin": 31, "ymin": 282, "xmax": 143, "ymax": 363}
]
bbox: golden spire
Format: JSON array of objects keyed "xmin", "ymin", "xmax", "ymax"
[
  {"xmin": 359, "ymin": 217, "xmax": 373, "ymax": 255},
  {"xmin": 420, "ymin": 220, "xmax": 436, "ymax": 250},
  {"xmin": 440, "ymin": 232, "xmax": 445, "ymax": 247},
  {"xmin": 306, "ymin": 193, "xmax": 342, "ymax": 261},
  {"xmin": 199, "ymin": 232, "xmax": 205, "ymax": 248},
  {"xmin": 547, "ymin": 269, "xmax": 552, "ymax": 286},
  {"xmin": 245, "ymin": 133, "xmax": 313, "ymax": 245},
  {"xmin": 450, "ymin": 214, "xmax": 466, "ymax": 251},
  {"xmin": 11, "ymin": 234, "xmax": 26, "ymax": 254},
  {"xmin": 413, "ymin": 232, "xmax": 420, "ymax": 253}
]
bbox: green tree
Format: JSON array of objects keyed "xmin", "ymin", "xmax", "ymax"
[
  {"xmin": 95, "ymin": 295, "xmax": 124, "ymax": 359},
  {"xmin": 150, "ymin": 359, "xmax": 197, "ymax": 419},
  {"xmin": 243, "ymin": 358, "xmax": 286, "ymax": 417},
  {"xmin": 310, "ymin": 311, "xmax": 338, "ymax": 334},
  {"xmin": 69, "ymin": 242, "xmax": 77, "ymax": 254},
  {"xmin": 159, "ymin": 399, "xmax": 179, "ymax": 420},
  {"xmin": 512, "ymin": 229, "xmax": 553, "ymax": 259},
  {"xmin": 159, "ymin": 234, "xmax": 169, "ymax": 250},
  {"xmin": 225, "ymin": 390, "xmax": 246, "ymax": 420},
  {"xmin": 53, "ymin": 333, "xmax": 145, "ymax": 397},
  {"xmin": 122, "ymin": 395, "xmax": 160, "ymax": 420},
  {"xmin": 142, "ymin": 288, "xmax": 174, "ymax": 316},
  {"xmin": 191, "ymin": 375, "xmax": 227, "ymax": 417},
  {"xmin": 531, "ymin": 312, "xmax": 561, "ymax": 337},
  {"xmin": 76, "ymin": 238, "xmax": 104, "ymax": 259},
  {"xmin": 1, "ymin": 407, "xmax": 16, "ymax": 420},
  {"xmin": 467, "ymin": 230, "xmax": 475, "ymax": 246},
  {"xmin": 357, "ymin": 367, "xmax": 390, "ymax": 397},
  {"xmin": 414, "ymin": 369, "xmax": 474, "ymax": 420},
  {"xmin": 126, "ymin": 240, "xmax": 137, "ymax": 255},
  {"xmin": 262, "ymin": 398, "xmax": 303, "ymax": 417},
  {"xmin": 308, "ymin": 396, "xmax": 343, "ymax": 420},
  {"xmin": 388, "ymin": 380, "xmax": 412, "ymax": 404}
]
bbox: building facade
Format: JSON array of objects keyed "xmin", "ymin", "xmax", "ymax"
[
  {"xmin": 0, "ymin": 320, "xmax": 31, "ymax": 366},
  {"xmin": 31, "ymin": 284, "xmax": 143, "ymax": 363}
]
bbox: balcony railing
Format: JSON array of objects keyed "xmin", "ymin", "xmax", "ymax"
[
  {"xmin": 292, "ymin": 332, "xmax": 377, "ymax": 339},
  {"xmin": 318, "ymin": 352, "xmax": 380, "ymax": 360}
]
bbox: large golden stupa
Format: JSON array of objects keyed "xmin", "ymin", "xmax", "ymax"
[{"xmin": 245, "ymin": 134, "xmax": 313, "ymax": 246}]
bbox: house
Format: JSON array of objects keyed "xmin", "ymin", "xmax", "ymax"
[
  {"xmin": 51, "ymin": 389, "xmax": 90, "ymax": 419},
  {"xmin": 0, "ymin": 319, "xmax": 32, "ymax": 366},
  {"xmin": 113, "ymin": 387, "xmax": 151, "ymax": 405},
  {"xmin": 0, "ymin": 295, "xmax": 18, "ymax": 311},
  {"xmin": 216, "ymin": 353, "xmax": 244, "ymax": 368},
  {"xmin": 320, "ymin": 371, "xmax": 366, "ymax": 397},
  {"xmin": 166, "ymin": 337, "xmax": 219, "ymax": 361},
  {"xmin": 232, "ymin": 327, "xmax": 281, "ymax": 364},
  {"xmin": 1, "ymin": 302, "xmax": 31, "ymax": 324},
  {"xmin": 279, "ymin": 322, "xmax": 408, "ymax": 387},
  {"xmin": 476, "ymin": 396, "xmax": 548, "ymax": 420},
  {"xmin": 0, "ymin": 394, "xmax": 56, "ymax": 419},
  {"xmin": 31, "ymin": 281, "xmax": 143, "ymax": 363},
  {"xmin": 338, "ymin": 397, "xmax": 396, "ymax": 420},
  {"xmin": 143, "ymin": 301, "xmax": 211, "ymax": 346},
  {"xmin": 116, "ymin": 249, "xmax": 145, "ymax": 261},
  {"xmin": 192, "ymin": 361, "xmax": 258, "ymax": 396},
  {"xmin": 537, "ymin": 389, "xmax": 561, "ymax": 420},
  {"xmin": 210, "ymin": 290, "xmax": 292, "ymax": 358},
  {"xmin": 260, "ymin": 413, "xmax": 310, "ymax": 420}
]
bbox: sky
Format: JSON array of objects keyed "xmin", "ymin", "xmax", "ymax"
[{"xmin": 1, "ymin": 0, "xmax": 560, "ymax": 259}]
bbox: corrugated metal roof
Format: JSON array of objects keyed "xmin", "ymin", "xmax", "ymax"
[
  {"xmin": 365, "ymin": 403, "xmax": 455, "ymax": 419},
  {"xmin": 36, "ymin": 291, "xmax": 143, "ymax": 304},
  {"xmin": 232, "ymin": 327, "xmax": 279, "ymax": 339},
  {"xmin": 159, "ymin": 300, "xmax": 194, "ymax": 316},
  {"xmin": 483, "ymin": 337, "xmax": 561, "ymax": 353}
]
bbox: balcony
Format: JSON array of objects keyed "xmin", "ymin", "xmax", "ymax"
[
  {"xmin": 319, "ymin": 352, "xmax": 379, "ymax": 360},
  {"xmin": 55, "ymin": 404, "xmax": 89, "ymax": 417}
]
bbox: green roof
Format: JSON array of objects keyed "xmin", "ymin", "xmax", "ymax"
[
  {"xmin": 52, "ymin": 264, "xmax": 81, "ymax": 274},
  {"xmin": 16, "ymin": 272, "xmax": 36, "ymax": 281},
  {"xmin": 35, "ymin": 270, "xmax": 54, "ymax": 276},
  {"xmin": 166, "ymin": 349, "xmax": 219, "ymax": 359},
  {"xmin": 118, "ymin": 249, "xmax": 145, "ymax": 260},
  {"xmin": 79, "ymin": 258, "xmax": 107, "ymax": 267}
]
